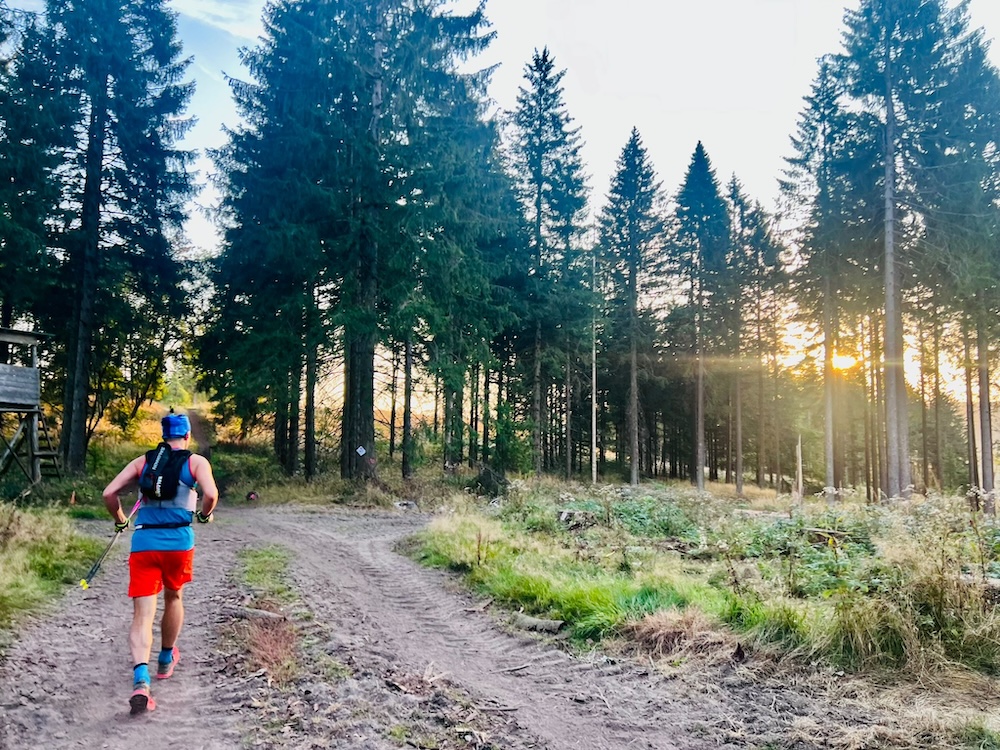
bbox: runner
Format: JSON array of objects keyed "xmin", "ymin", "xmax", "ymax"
[{"xmin": 102, "ymin": 411, "xmax": 218, "ymax": 714}]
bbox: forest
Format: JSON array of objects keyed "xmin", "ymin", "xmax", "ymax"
[{"xmin": 1, "ymin": 0, "xmax": 999, "ymax": 503}]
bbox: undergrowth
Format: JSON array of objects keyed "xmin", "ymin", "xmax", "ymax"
[{"xmin": 410, "ymin": 482, "xmax": 1000, "ymax": 678}]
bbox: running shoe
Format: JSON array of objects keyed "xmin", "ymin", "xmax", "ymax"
[
  {"xmin": 156, "ymin": 646, "xmax": 180, "ymax": 680},
  {"xmin": 129, "ymin": 682, "xmax": 156, "ymax": 715}
]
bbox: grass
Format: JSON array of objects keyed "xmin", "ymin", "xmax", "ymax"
[
  {"xmin": 406, "ymin": 479, "xmax": 1000, "ymax": 748},
  {"xmin": 232, "ymin": 545, "xmax": 301, "ymax": 684},
  {"xmin": 0, "ymin": 503, "xmax": 102, "ymax": 630}
]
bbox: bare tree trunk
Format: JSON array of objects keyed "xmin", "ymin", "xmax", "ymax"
[
  {"xmin": 978, "ymin": 322, "xmax": 994, "ymax": 513},
  {"xmin": 565, "ymin": 351, "xmax": 572, "ymax": 479},
  {"xmin": 735, "ymin": 364, "xmax": 744, "ymax": 498},
  {"xmin": 756, "ymin": 305, "xmax": 766, "ymax": 488},
  {"xmin": 964, "ymin": 321, "xmax": 980, "ymax": 498},
  {"xmin": 919, "ymin": 319, "xmax": 929, "ymax": 494},
  {"xmin": 62, "ymin": 80, "xmax": 109, "ymax": 473},
  {"xmin": 389, "ymin": 346, "xmax": 398, "ymax": 458},
  {"xmin": 402, "ymin": 337, "xmax": 414, "ymax": 480},
  {"xmin": 695, "ymin": 306, "xmax": 706, "ymax": 492},
  {"xmin": 823, "ymin": 275, "xmax": 836, "ymax": 504},
  {"xmin": 481, "ymin": 364, "xmax": 490, "ymax": 465},
  {"xmin": 533, "ymin": 321, "xmax": 542, "ymax": 476},
  {"xmin": 861, "ymin": 320, "xmax": 873, "ymax": 503},
  {"xmin": 305, "ymin": 336, "xmax": 317, "ymax": 480},
  {"xmin": 288, "ymin": 362, "xmax": 301, "ymax": 475},
  {"xmin": 933, "ymin": 304, "xmax": 943, "ymax": 489},
  {"xmin": 469, "ymin": 362, "xmax": 480, "ymax": 466},
  {"xmin": 629, "ymin": 337, "xmax": 639, "ymax": 486}
]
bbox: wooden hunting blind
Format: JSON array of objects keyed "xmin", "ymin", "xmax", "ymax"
[{"xmin": 0, "ymin": 328, "xmax": 60, "ymax": 485}]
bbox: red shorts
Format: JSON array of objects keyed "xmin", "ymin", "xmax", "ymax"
[{"xmin": 128, "ymin": 549, "xmax": 195, "ymax": 598}]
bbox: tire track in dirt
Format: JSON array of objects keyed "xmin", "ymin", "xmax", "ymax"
[
  {"xmin": 243, "ymin": 507, "xmax": 728, "ymax": 750},
  {"xmin": 1, "ymin": 503, "xmax": 892, "ymax": 750}
]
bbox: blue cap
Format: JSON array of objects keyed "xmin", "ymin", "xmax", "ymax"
[{"xmin": 162, "ymin": 413, "xmax": 191, "ymax": 439}]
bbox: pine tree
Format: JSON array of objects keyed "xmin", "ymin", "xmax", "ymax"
[
  {"xmin": 38, "ymin": 0, "xmax": 195, "ymax": 471},
  {"xmin": 204, "ymin": 0, "xmax": 501, "ymax": 480},
  {"xmin": 782, "ymin": 57, "xmax": 882, "ymax": 500},
  {"xmin": 669, "ymin": 142, "xmax": 730, "ymax": 491},
  {"xmin": 0, "ymin": 10, "xmax": 69, "ymax": 354},
  {"xmin": 835, "ymin": 0, "xmax": 1000, "ymax": 503},
  {"xmin": 726, "ymin": 176, "xmax": 783, "ymax": 497},
  {"xmin": 598, "ymin": 128, "xmax": 664, "ymax": 486},
  {"xmin": 509, "ymin": 47, "xmax": 589, "ymax": 475}
]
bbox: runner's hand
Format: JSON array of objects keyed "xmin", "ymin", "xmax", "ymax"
[
  {"xmin": 114, "ymin": 520, "xmax": 129, "ymax": 533},
  {"xmin": 196, "ymin": 511, "xmax": 213, "ymax": 524}
]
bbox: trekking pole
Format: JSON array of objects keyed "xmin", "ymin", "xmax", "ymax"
[{"xmin": 80, "ymin": 497, "xmax": 142, "ymax": 590}]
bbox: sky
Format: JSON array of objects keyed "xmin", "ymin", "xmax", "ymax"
[{"xmin": 12, "ymin": 0, "xmax": 1000, "ymax": 254}]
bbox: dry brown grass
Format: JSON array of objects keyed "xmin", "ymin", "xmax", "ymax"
[
  {"xmin": 621, "ymin": 608, "xmax": 740, "ymax": 667},
  {"xmin": 239, "ymin": 616, "xmax": 300, "ymax": 685}
]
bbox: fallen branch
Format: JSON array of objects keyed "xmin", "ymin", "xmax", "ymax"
[
  {"xmin": 226, "ymin": 606, "xmax": 287, "ymax": 622},
  {"xmin": 514, "ymin": 613, "xmax": 564, "ymax": 633}
]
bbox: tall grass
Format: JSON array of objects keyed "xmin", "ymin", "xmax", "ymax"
[
  {"xmin": 0, "ymin": 504, "xmax": 102, "ymax": 628},
  {"xmin": 413, "ymin": 514, "xmax": 724, "ymax": 642},
  {"xmin": 409, "ymin": 482, "xmax": 1000, "ymax": 679}
]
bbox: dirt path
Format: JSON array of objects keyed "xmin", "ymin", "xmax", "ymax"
[{"xmin": 0, "ymin": 504, "xmax": 897, "ymax": 750}]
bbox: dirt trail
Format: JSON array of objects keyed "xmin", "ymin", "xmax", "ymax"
[{"xmin": 0, "ymin": 504, "xmax": 892, "ymax": 750}]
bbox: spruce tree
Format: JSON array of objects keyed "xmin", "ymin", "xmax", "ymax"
[
  {"xmin": 509, "ymin": 47, "xmax": 589, "ymax": 475},
  {"xmin": 598, "ymin": 128, "xmax": 664, "ymax": 486},
  {"xmin": 0, "ymin": 11, "xmax": 69, "ymax": 352},
  {"xmin": 37, "ymin": 0, "xmax": 194, "ymax": 471},
  {"xmin": 669, "ymin": 142, "xmax": 730, "ymax": 491}
]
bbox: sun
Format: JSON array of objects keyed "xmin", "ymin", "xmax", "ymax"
[{"xmin": 832, "ymin": 353, "xmax": 857, "ymax": 371}]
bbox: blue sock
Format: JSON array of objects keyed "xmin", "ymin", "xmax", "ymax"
[
  {"xmin": 133, "ymin": 663, "xmax": 150, "ymax": 685},
  {"xmin": 158, "ymin": 648, "xmax": 174, "ymax": 665}
]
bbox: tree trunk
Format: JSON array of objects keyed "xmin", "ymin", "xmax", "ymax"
[
  {"xmin": 469, "ymin": 362, "xmax": 479, "ymax": 466},
  {"xmin": 881, "ymin": 14, "xmax": 910, "ymax": 501},
  {"xmin": 305, "ymin": 334, "xmax": 317, "ymax": 480},
  {"xmin": 565, "ymin": 351, "xmax": 572, "ymax": 480},
  {"xmin": 735, "ymin": 353, "xmax": 744, "ymax": 498},
  {"xmin": 402, "ymin": 336, "xmax": 414, "ymax": 480},
  {"xmin": 978, "ymin": 321, "xmax": 994, "ymax": 513},
  {"xmin": 533, "ymin": 321, "xmax": 542, "ymax": 475},
  {"xmin": 695, "ymin": 307, "xmax": 706, "ymax": 492},
  {"xmin": 932, "ymin": 304, "xmax": 943, "ymax": 490},
  {"xmin": 823, "ymin": 275, "xmax": 836, "ymax": 504},
  {"xmin": 481, "ymin": 364, "xmax": 490, "ymax": 465},
  {"xmin": 389, "ymin": 346, "xmax": 398, "ymax": 458},
  {"xmin": 919, "ymin": 319, "xmax": 928, "ymax": 494},
  {"xmin": 62, "ymin": 81, "xmax": 109, "ymax": 473},
  {"xmin": 964, "ymin": 321, "xmax": 980, "ymax": 497},
  {"xmin": 629, "ymin": 335, "xmax": 639, "ymax": 486},
  {"xmin": 756, "ymin": 299, "xmax": 765, "ymax": 488},
  {"xmin": 1, "ymin": 298, "xmax": 12, "ymax": 364},
  {"xmin": 341, "ymin": 5, "xmax": 383, "ymax": 481},
  {"xmin": 287, "ymin": 362, "xmax": 301, "ymax": 475}
]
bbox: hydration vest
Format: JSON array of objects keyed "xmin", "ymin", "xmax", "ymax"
[{"xmin": 138, "ymin": 443, "xmax": 197, "ymax": 512}]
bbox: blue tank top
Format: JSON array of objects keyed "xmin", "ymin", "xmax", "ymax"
[{"xmin": 130, "ymin": 455, "xmax": 197, "ymax": 553}]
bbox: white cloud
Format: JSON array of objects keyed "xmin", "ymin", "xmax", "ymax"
[{"xmin": 171, "ymin": 0, "xmax": 265, "ymax": 42}]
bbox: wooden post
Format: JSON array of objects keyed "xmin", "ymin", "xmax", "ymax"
[{"xmin": 793, "ymin": 435, "xmax": 804, "ymax": 508}]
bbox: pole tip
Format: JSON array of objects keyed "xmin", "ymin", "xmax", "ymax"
[{"xmin": 80, "ymin": 579, "xmax": 89, "ymax": 590}]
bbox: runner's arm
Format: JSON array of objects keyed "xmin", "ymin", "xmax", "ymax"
[
  {"xmin": 102, "ymin": 457, "xmax": 144, "ymax": 524},
  {"xmin": 191, "ymin": 456, "xmax": 219, "ymax": 518}
]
